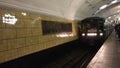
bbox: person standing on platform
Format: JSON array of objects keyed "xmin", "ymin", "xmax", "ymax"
[{"xmin": 115, "ymin": 23, "xmax": 120, "ymax": 40}]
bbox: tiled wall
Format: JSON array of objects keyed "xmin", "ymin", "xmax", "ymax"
[{"xmin": 0, "ymin": 8, "xmax": 78, "ymax": 63}]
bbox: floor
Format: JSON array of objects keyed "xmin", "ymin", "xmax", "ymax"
[{"xmin": 87, "ymin": 31, "xmax": 120, "ymax": 68}]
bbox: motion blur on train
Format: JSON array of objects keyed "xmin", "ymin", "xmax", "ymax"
[{"xmin": 78, "ymin": 16, "xmax": 113, "ymax": 45}]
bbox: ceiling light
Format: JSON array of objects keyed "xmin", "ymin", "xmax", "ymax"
[
  {"xmin": 110, "ymin": 0, "xmax": 118, "ymax": 4},
  {"xmin": 99, "ymin": 4, "xmax": 108, "ymax": 10}
]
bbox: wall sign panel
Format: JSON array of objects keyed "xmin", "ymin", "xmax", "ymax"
[{"xmin": 41, "ymin": 20, "xmax": 72, "ymax": 35}]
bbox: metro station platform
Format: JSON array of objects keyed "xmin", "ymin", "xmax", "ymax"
[{"xmin": 87, "ymin": 31, "xmax": 120, "ymax": 68}]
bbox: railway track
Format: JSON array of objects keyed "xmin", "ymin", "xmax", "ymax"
[{"xmin": 42, "ymin": 45, "xmax": 100, "ymax": 68}]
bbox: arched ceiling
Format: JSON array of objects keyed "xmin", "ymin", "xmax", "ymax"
[
  {"xmin": 96, "ymin": 1, "xmax": 120, "ymax": 18},
  {"xmin": 0, "ymin": 0, "xmax": 118, "ymax": 20}
]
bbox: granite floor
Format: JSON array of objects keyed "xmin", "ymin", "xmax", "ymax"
[{"xmin": 87, "ymin": 31, "xmax": 120, "ymax": 68}]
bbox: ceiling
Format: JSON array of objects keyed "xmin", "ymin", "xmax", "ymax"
[
  {"xmin": 96, "ymin": 1, "xmax": 120, "ymax": 18},
  {"xmin": 0, "ymin": 0, "xmax": 119, "ymax": 20}
]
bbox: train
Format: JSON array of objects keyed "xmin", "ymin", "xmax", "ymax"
[{"xmin": 78, "ymin": 16, "xmax": 113, "ymax": 45}]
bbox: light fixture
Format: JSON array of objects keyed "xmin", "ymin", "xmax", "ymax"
[
  {"xmin": 99, "ymin": 4, "xmax": 108, "ymax": 10},
  {"xmin": 21, "ymin": 12, "xmax": 27, "ymax": 16}
]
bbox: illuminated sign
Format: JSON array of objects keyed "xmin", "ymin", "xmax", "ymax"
[{"xmin": 2, "ymin": 14, "xmax": 18, "ymax": 25}]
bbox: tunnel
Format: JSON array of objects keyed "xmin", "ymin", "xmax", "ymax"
[{"xmin": 0, "ymin": 0, "xmax": 120, "ymax": 68}]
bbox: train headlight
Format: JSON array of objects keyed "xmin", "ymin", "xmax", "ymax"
[
  {"xmin": 100, "ymin": 33, "xmax": 103, "ymax": 36},
  {"xmin": 82, "ymin": 33, "xmax": 85, "ymax": 36},
  {"xmin": 87, "ymin": 33, "xmax": 97, "ymax": 36}
]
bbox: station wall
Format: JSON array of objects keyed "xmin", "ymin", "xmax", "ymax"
[{"xmin": 0, "ymin": 8, "xmax": 78, "ymax": 63}]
